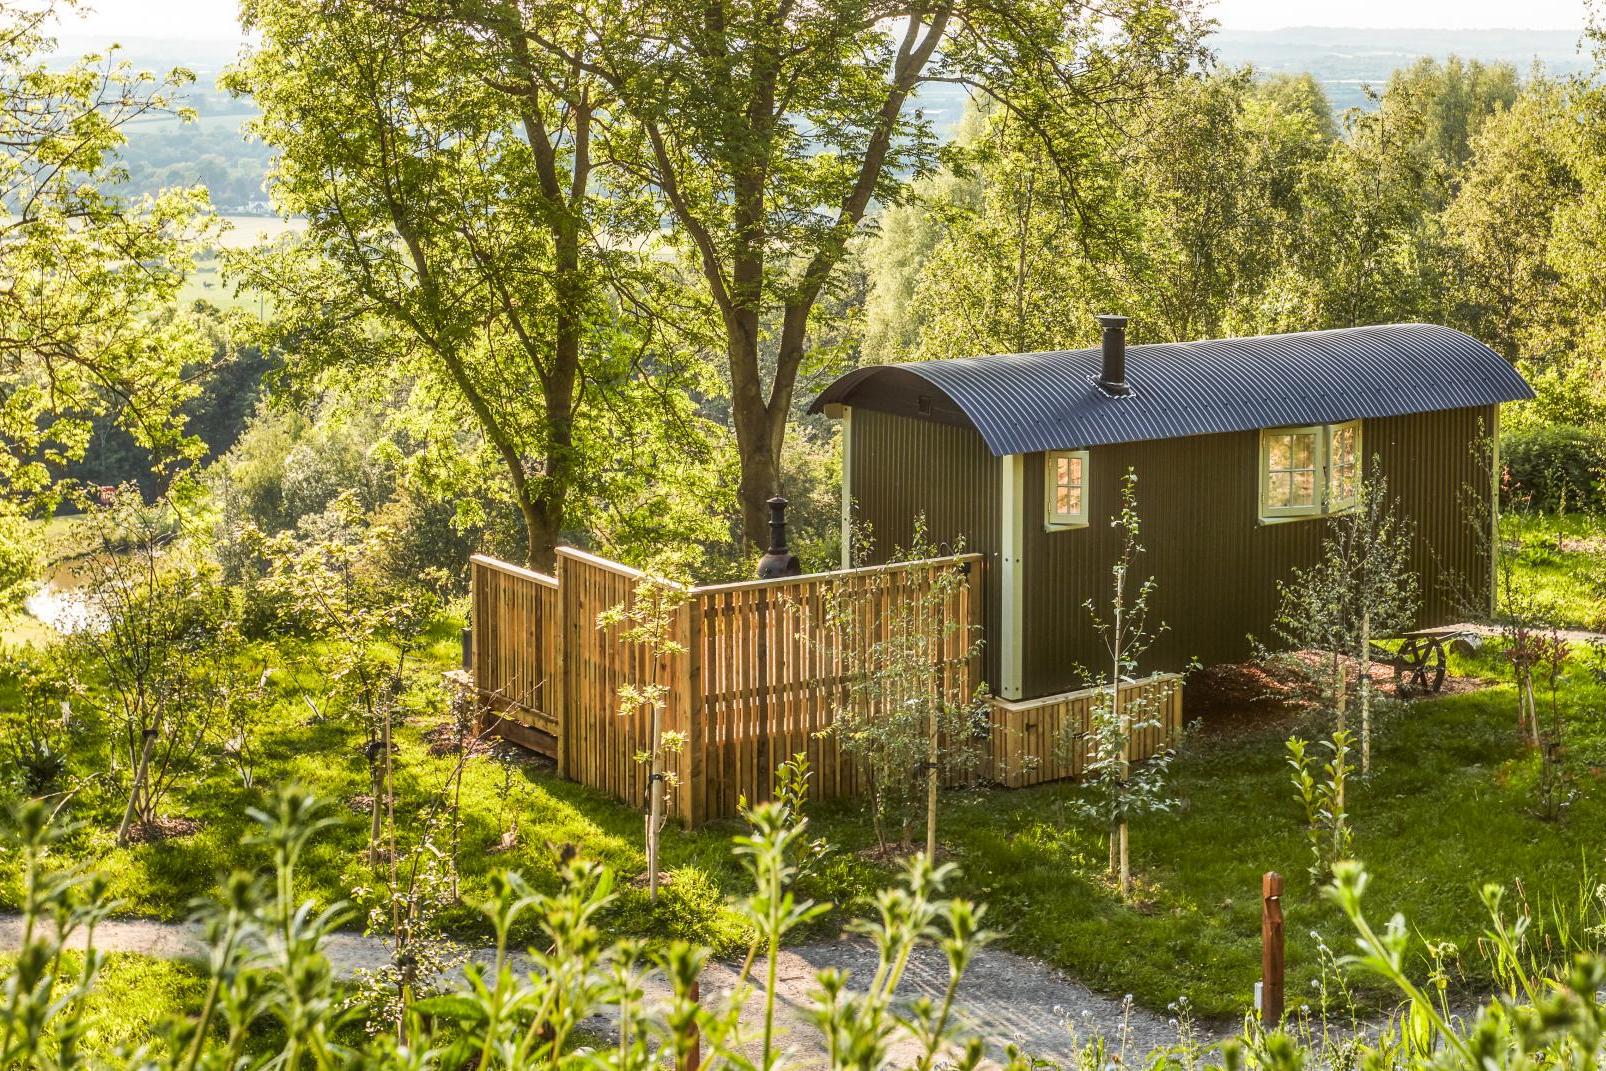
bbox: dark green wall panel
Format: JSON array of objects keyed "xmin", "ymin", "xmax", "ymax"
[{"xmin": 850, "ymin": 404, "xmax": 1494, "ymax": 700}]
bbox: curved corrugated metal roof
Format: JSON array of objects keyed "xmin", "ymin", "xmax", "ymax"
[{"xmin": 811, "ymin": 323, "xmax": 1533, "ymax": 456}]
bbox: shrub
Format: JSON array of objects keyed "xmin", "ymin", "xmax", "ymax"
[{"xmin": 1502, "ymin": 424, "xmax": 1606, "ymax": 512}]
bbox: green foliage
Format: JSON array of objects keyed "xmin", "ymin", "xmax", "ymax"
[
  {"xmin": 227, "ymin": 0, "xmax": 729, "ymax": 573},
  {"xmin": 65, "ymin": 492, "xmax": 245, "ymax": 839},
  {"xmin": 827, "ymin": 520, "xmax": 988, "ymax": 853},
  {"xmin": 1502, "ymin": 424, "xmax": 1606, "ymax": 513},
  {"xmin": 0, "ymin": 781, "xmax": 999, "ymax": 1070},
  {"xmin": 0, "ymin": 2, "xmax": 219, "ymax": 516},
  {"xmin": 1069, "ymin": 472, "xmax": 1176, "ymax": 897},
  {"xmin": 1286, "ymin": 731, "xmax": 1354, "ymax": 886},
  {"xmin": 0, "ymin": 509, "xmax": 41, "ymax": 618},
  {"xmin": 506, "ymin": 0, "xmax": 1208, "ymax": 543}
]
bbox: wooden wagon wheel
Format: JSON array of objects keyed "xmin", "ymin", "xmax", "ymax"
[{"xmin": 1393, "ymin": 637, "xmax": 1447, "ymax": 697}]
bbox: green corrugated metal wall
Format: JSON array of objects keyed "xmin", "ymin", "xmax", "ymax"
[
  {"xmin": 851, "ymin": 404, "xmax": 1494, "ymax": 700},
  {"xmin": 849, "ymin": 407, "xmax": 1002, "ymax": 688}
]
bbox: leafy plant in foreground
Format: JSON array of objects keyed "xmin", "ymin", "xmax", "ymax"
[{"xmin": 1286, "ymin": 731, "xmax": 1355, "ymax": 887}]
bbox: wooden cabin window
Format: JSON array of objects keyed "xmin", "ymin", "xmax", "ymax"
[
  {"xmin": 1259, "ymin": 421, "xmax": 1363, "ymax": 522},
  {"xmin": 1044, "ymin": 450, "xmax": 1089, "ymax": 529}
]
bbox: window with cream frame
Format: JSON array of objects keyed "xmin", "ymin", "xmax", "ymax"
[
  {"xmin": 1045, "ymin": 450, "xmax": 1089, "ymax": 529},
  {"xmin": 1258, "ymin": 420, "xmax": 1363, "ymax": 522}
]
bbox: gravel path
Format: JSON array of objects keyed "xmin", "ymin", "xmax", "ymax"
[{"xmin": 0, "ymin": 913, "xmax": 1230, "ymax": 1063}]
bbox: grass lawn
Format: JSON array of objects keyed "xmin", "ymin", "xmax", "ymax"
[
  {"xmin": 5, "ymin": 510, "xmax": 1606, "ymax": 1024},
  {"xmin": 1501, "ymin": 511, "xmax": 1606, "ymax": 629},
  {"xmin": 8, "ymin": 624, "xmax": 1606, "ymax": 1021},
  {"xmin": 0, "ymin": 617, "xmax": 760, "ymax": 955},
  {"xmin": 832, "ymin": 649, "xmax": 1606, "ymax": 1018},
  {"xmin": 0, "ymin": 951, "xmax": 209, "ymax": 1061}
]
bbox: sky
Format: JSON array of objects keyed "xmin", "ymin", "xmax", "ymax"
[
  {"xmin": 1212, "ymin": 0, "xmax": 1587, "ymax": 30},
  {"xmin": 53, "ymin": 0, "xmax": 1591, "ymax": 41}
]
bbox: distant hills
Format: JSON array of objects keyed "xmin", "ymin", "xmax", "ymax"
[
  {"xmin": 1213, "ymin": 27, "xmax": 1592, "ymax": 112},
  {"xmin": 42, "ymin": 25, "xmax": 1602, "ymax": 206}
]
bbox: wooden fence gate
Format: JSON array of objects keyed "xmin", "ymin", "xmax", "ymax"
[{"xmin": 470, "ymin": 548, "xmax": 1181, "ymax": 825}]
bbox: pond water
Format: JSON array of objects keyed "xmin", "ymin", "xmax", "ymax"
[{"xmin": 22, "ymin": 558, "xmax": 97, "ymax": 635}]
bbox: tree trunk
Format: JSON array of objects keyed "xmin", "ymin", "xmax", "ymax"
[
  {"xmin": 925, "ymin": 700, "xmax": 939, "ymax": 860},
  {"xmin": 733, "ymin": 401, "xmax": 784, "ymax": 548},
  {"xmin": 1334, "ymin": 663, "xmax": 1347, "ymax": 812},
  {"xmin": 368, "ymin": 752, "xmax": 384, "ymax": 866},
  {"xmin": 1332, "ymin": 648, "xmax": 1346, "ymax": 733},
  {"xmin": 1358, "ymin": 611, "xmax": 1371, "ymax": 775},
  {"xmin": 118, "ymin": 728, "xmax": 159, "ymax": 845},
  {"xmin": 1118, "ymin": 821, "xmax": 1130, "ymax": 897},
  {"xmin": 646, "ymin": 700, "xmax": 663, "ymax": 901}
]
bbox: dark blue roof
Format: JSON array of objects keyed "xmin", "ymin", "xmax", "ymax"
[{"xmin": 811, "ymin": 323, "xmax": 1533, "ymax": 456}]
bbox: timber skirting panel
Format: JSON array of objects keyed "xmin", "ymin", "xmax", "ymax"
[
  {"xmin": 470, "ymin": 551, "xmax": 1184, "ymax": 825},
  {"xmin": 987, "ymin": 674, "xmax": 1185, "ymax": 789}
]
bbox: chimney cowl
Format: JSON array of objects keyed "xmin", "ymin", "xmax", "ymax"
[
  {"xmin": 756, "ymin": 496, "xmax": 803, "ymax": 579},
  {"xmin": 1095, "ymin": 314, "xmax": 1132, "ymax": 397}
]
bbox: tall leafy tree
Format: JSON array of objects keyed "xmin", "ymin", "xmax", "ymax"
[
  {"xmin": 229, "ymin": 0, "xmax": 720, "ymax": 571},
  {"xmin": 517, "ymin": 0, "xmax": 1208, "ymax": 544},
  {"xmin": 896, "ymin": 68, "xmax": 1334, "ymax": 357},
  {"xmin": 1442, "ymin": 80, "xmax": 1578, "ymax": 364},
  {"xmin": 0, "ymin": 3, "xmax": 214, "ymax": 513}
]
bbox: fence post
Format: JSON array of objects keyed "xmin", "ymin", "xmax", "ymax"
[{"xmin": 1261, "ymin": 871, "xmax": 1284, "ymax": 1027}]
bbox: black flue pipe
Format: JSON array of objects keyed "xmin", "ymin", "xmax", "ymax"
[{"xmin": 1096, "ymin": 314, "xmax": 1132, "ymax": 396}]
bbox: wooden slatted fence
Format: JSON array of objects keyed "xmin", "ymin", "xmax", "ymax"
[
  {"xmin": 470, "ymin": 549, "xmax": 1182, "ymax": 824},
  {"xmin": 469, "ymin": 555, "xmax": 561, "ymax": 751}
]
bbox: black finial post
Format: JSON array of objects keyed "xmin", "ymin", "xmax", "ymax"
[{"xmin": 756, "ymin": 496, "xmax": 803, "ymax": 579}]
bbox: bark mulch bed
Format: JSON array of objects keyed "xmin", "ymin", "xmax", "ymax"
[
  {"xmin": 123, "ymin": 815, "xmax": 203, "ymax": 843},
  {"xmin": 1184, "ymin": 654, "xmax": 1495, "ymax": 736}
]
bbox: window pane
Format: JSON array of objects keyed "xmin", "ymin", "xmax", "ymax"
[
  {"xmin": 1333, "ymin": 427, "xmax": 1347, "ymax": 461},
  {"xmin": 1067, "ymin": 489, "xmax": 1082, "ymax": 514},
  {"xmin": 1068, "ymin": 457, "xmax": 1082, "ymax": 485},
  {"xmin": 1292, "ymin": 470, "xmax": 1315, "ymax": 505},
  {"xmin": 1291, "ymin": 432, "xmax": 1314, "ymax": 469},
  {"xmin": 1057, "ymin": 457, "xmax": 1070, "ymax": 488},
  {"xmin": 1057, "ymin": 486, "xmax": 1071, "ymax": 513},
  {"xmin": 1269, "ymin": 471, "xmax": 1291, "ymax": 507},
  {"xmin": 1268, "ymin": 436, "xmax": 1291, "ymax": 470}
]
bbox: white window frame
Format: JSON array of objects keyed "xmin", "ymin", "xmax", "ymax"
[
  {"xmin": 1044, "ymin": 449, "xmax": 1090, "ymax": 530},
  {"xmin": 1258, "ymin": 420, "xmax": 1363, "ymax": 524},
  {"xmin": 1326, "ymin": 420, "xmax": 1363, "ymax": 513}
]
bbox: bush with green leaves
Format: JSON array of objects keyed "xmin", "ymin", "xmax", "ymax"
[
  {"xmin": 1501, "ymin": 423, "xmax": 1606, "ymax": 513},
  {"xmin": 66, "ymin": 493, "xmax": 243, "ymax": 843}
]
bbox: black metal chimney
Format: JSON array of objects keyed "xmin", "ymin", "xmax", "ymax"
[
  {"xmin": 1096, "ymin": 314, "xmax": 1132, "ymax": 396},
  {"xmin": 756, "ymin": 496, "xmax": 802, "ymax": 579}
]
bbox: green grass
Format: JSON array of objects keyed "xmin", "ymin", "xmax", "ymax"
[
  {"xmin": 0, "ymin": 617, "xmax": 761, "ymax": 955},
  {"xmin": 8, "ymin": 608, "xmax": 1606, "ymax": 1023},
  {"xmin": 0, "ymin": 951, "xmax": 209, "ymax": 1061},
  {"xmin": 1502, "ymin": 511, "xmax": 1606, "ymax": 629},
  {"xmin": 808, "ymin": 646, "xmax": 1606, "ymax": 1018}
]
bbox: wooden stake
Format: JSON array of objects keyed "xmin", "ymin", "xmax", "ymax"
[
  {"xmin": 682, "ymin": 977, "xmax": 701, "ymax": 1071},
  {"xmin": 1261, "ymin": 871, "xmax": 1285, "ymax": 1027}
]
